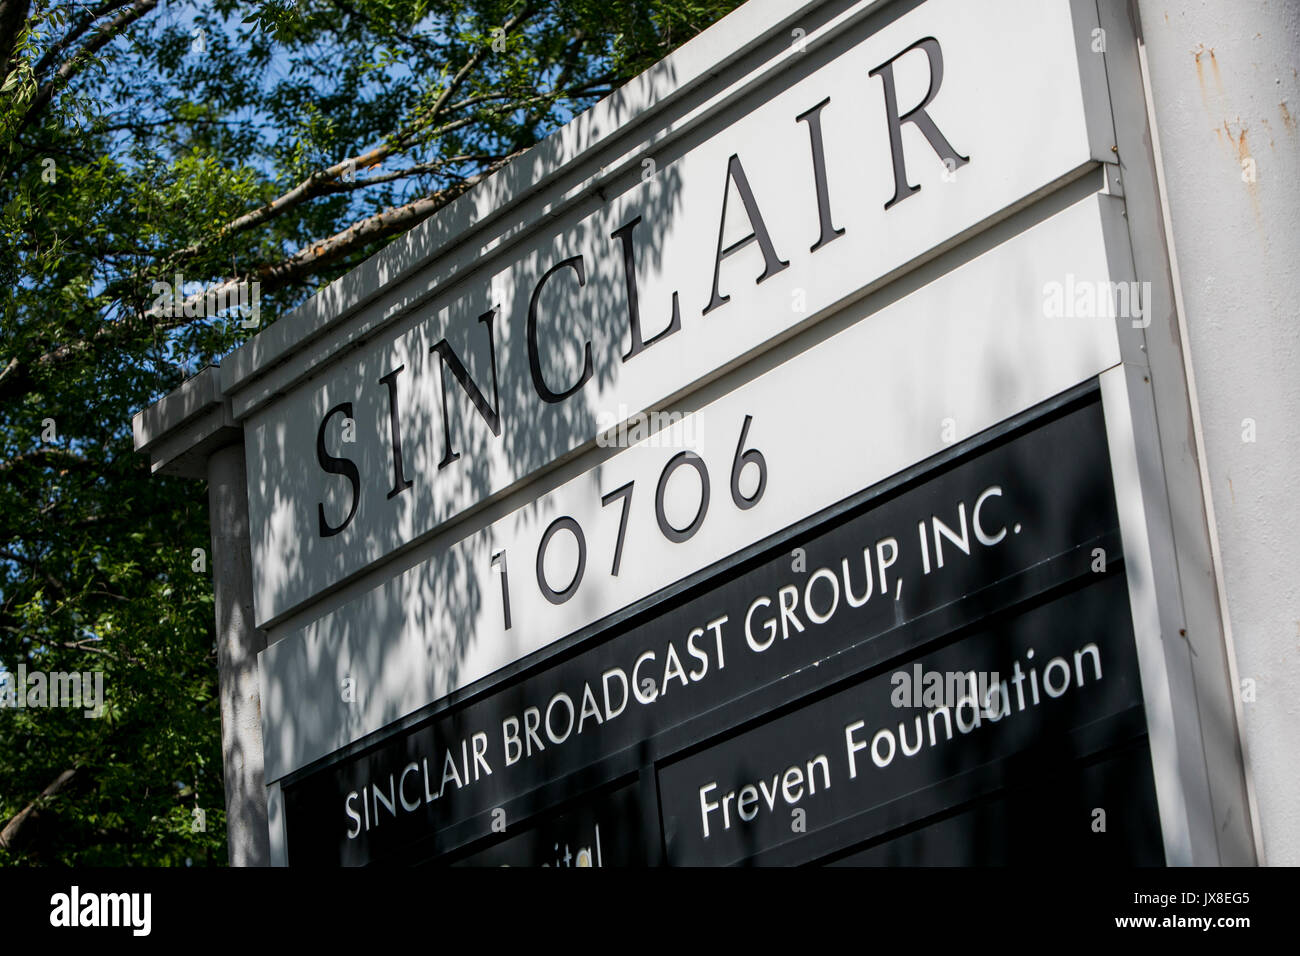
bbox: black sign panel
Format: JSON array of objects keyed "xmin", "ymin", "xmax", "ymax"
[
  {"xmin": 657, "ymin": 573, "xmax": 1156, "ymax": 865},
  {"xmin": 281, "ymin": 387, "xmax": 1162, "ymax": 865},
  {"xmin": 445, "ymin": 782, "xmax": 647, "ymax": 867},
  {"xmin": 826, "ymin": 740, "xmax": 1163, "ymax": 866}
]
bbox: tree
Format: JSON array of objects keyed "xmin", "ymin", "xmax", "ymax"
[{"xmin": 0, "ymin": 0, "xmax": 739, "ymax": 865}]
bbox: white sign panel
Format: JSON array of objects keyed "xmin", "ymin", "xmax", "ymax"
[
  {"xmin": 259, "ymin": 193, "xmax": 1131, "ymax": 781},
  {"xmin": 243, "ymin": 0, "xmax": 1109, "ymax": 625}
]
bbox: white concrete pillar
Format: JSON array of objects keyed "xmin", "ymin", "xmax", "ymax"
[
  {"xmin": 1135, "ymin": 0, "xmax": 1300, "ymax": 864},
  {"xmin": 208, "ymin": 441, "xmax": 270, "ymax": 866}
]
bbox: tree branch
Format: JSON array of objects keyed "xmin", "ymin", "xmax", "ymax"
[
  {"xmin": 0, "ymin": 151, "xmax": 523, "ymax": 406},
  {"xmin": 161, "ymin": 5, "xmax": 538, "ymax": 267},
  {"xmin": 17, "ymin": 0, "xmax": 158, "ymax": 135},
  {"xmin": 254, "ymin": 151, "xmax": 523, "ymax": 290},
  {"xmin": 0, "ymin": 447, "xmax": 93, "ymax": 474},
  {"xmin": 31, "ymin": 1, "xmax": 131, "ymax": 78},
  {"xmin": 0, "ymin": 0, "xmax": 31, "ymax": 79},
  {"xmin": 0, "ymin": 767, "xmax": 77, "ymax": 852}
]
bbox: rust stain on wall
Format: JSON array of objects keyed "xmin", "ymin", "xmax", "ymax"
[
  {"xmin": 1228, "ymin": 122, "xmax": 1251, "ymax": 161},
  {"xmin": 1220, "ymin": 117, "xmax": 1263, "ymax": 227},
  {"xmin": 1194, "ymin": 43, "xmax": 1211, "ymax": 109}
]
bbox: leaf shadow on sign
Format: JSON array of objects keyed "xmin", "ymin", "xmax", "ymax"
[
  {"xmin": 257, "ymin": 0, "xmax": 958, "ymax": 840},
  {"xmin": 255, "ymin": 72, "xmax": 694, "ymax": 797}
]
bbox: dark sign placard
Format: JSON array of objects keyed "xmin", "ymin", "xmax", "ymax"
[
  {"xmin": 656, "ymin": 573, "xmax": 1159, "ymax": 865},
  {"xmin": 826, "ymin": 741, "xmax": 1163, "ymax": 866},
  {"xmin": 281, "ymin": 389, "xmax": 1154, "ymax": 865},
  {"xmin": 443, "ymin": 781, "xmax": 647, "ymax": 867}
]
